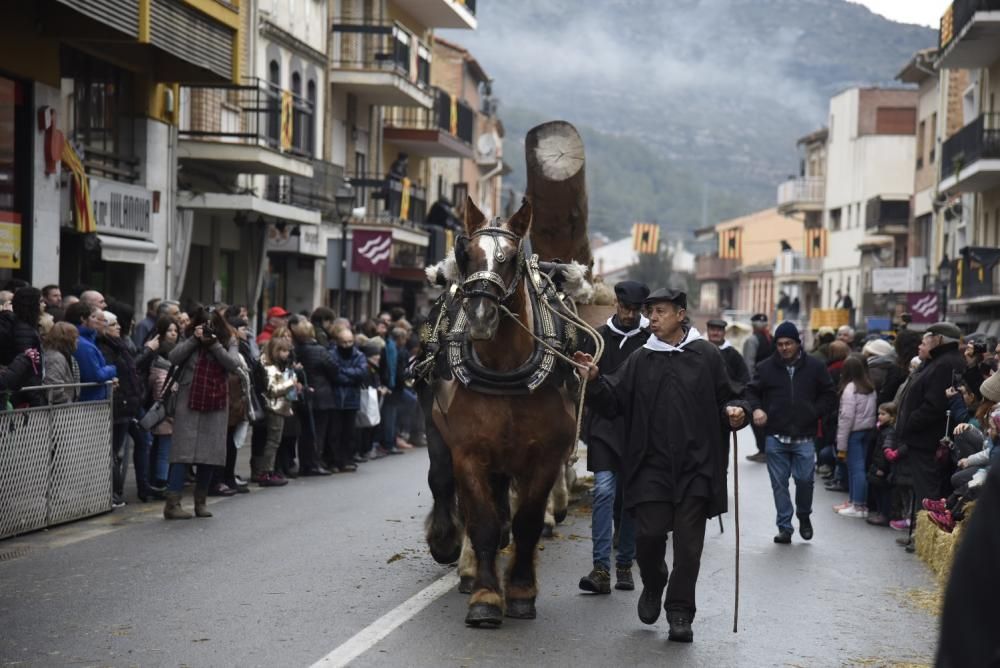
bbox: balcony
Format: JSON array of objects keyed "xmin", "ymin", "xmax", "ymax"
[
  {"xmin": 383, "ymin": 88, "xmax": 475, "ymax": 159},
  {"xmin": 939, "ymin": 113, "xmax": 1000, "ymax": 192},
  {"xmin": 938, "ymin": 0, "xmax": 1000, "ymax": 69},
  {"xmin": 865, "ymin": 196, "xmax": 910, "ymax": 235},
  {"xmin": 330, "ymin": 21, "xmax": 434, "ymax": 108},
  {"xmin": 777, "ymin": 177, "xmax": 825, "ymax": 214},
  {"xmin": 695, "ymin": 255, "xmax": 739, "ymax": 282},
  {"xmin": 774, "ymin": 252, "xmax": 823, "ymax": 283},
  {"xmin": 950, "ymin": 246, "xmax": 1000, "ymax": 305},
  {"xmin": 391, "ymin": 0, "xmax": 477, "ymax": 30},
  {"xmin": 347, "ymin": 172, "xmax": 428, "ymax": 228},
  {"xmin": 265, "ymin": 159, "xmax": 345, "ymax": 215},
  {"xmin": 177, "ymin": 78, "xmax": 314, "ymax": 178}
]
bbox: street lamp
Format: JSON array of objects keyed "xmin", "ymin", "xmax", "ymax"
[
  {"xmin": 938, "ymin": 255, "xmax": 952, "ymax": 321},
  {"xmin": 334, "ymin": 180, "xmax": 355, "ymax": 316}
]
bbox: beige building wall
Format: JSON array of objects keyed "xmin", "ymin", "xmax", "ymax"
[{"xmin": 716, "ymin": 208, "xmax": 804, "ymax": 266}]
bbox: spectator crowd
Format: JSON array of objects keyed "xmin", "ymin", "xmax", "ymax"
[{"xmin": 0, "ymin": 280, "xmax": 429, "ymax": 519}]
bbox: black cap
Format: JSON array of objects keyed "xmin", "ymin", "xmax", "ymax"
[
  {"xmin": 707, "ymin": 319, "xmax": 727, "ymax": 329},
  {"xmin": 751, "ymin": 313, "xmax": 768, "ymax": 324},
  {"xmin": 644, "ymin": 288, "xmax": 687, "ymax": 310},
  {"xmin": 614, "ymin": 280, "xmax": 650, "ymax": 306}
]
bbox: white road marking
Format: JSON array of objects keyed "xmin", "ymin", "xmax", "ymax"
[{"xmin": 309, "ymin": 571, "xmax": 459, "ymax": 667}]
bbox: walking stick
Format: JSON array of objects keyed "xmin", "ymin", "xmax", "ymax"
[{"xmin": 732, "ymin": 429, "xmax": 740, "ymax": 633}]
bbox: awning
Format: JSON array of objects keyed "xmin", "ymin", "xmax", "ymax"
[
  {"xmin": 97, "ymin": 234, "xmax": 160, "ymax": 264},
  {"xmin": 177, "ymin": 191, "xmax": 321, "ymax": 226},
  {"xmin": 857, "ymin": 235, "xmax": 894, "ymax": 251}
]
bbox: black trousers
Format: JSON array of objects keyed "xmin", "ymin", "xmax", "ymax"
[
  {"xmin": 326, "ymin": 409, "xmax": 358, "ymax": 468},
  {"xmin": 631, "ymin": 496, "xmax": 708, "ymax": 617}
]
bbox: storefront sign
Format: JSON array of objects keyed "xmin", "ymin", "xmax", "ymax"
[
  {"xmin": 266, "ymin": 223, "xmax": 325, "ymax": 257},
  {"xmin": 0, "ymin": 212, "xmax": 21, "ymax": 269},
  {"xmin": 906, "ymin": 292, "xmax": 940, "ymax": 324},
  {"xmin": 872, "ymin": 267, "xmax": 911, "ymax": 294},
  {"xmin": 89, "ymin": 177, "xmax": 153, "ymax": 241},
  {"xmin": 352, "ymin": 230, "xmax": 392, "ymax": 275}
]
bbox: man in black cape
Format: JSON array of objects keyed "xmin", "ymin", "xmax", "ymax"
[
  {"xmin": 578, "ymin": 280, "xmax": 651, "ymax": 595},
  {"xmin": 575, "ymin": 289, "xmax": 748, "ymax": 643}
]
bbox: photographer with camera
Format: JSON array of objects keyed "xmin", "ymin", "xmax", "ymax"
[{"xmin": 163, "ymin": 306, "xmax": 242, "ymax": 520}]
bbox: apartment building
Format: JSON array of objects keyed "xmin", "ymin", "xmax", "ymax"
[
  {"xmin": 936, "ymin": 0, "xmax": 1000, "ymax": 331},
  {"xmin": 0, "ymin": 0, "xmax": 243, "ymax": 307}
]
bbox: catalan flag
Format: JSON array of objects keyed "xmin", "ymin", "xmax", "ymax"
[
  {"xmin": 61, "ymin": 140, "xmax": 95, "ymax": 234},
  {"xmin": 632, "ymin": 222, "xmax": 660, "ymax": 254},
  {"xmin": 280, "ymin": 90, "xmax": 294, "ymax": 151},
  {"xmin": 805, "ymin": 228, "xmax": 827, "ymax": 258},
  {"xmin": 719, "ymin": 228, "xmax": 742, "ymax": 259}
]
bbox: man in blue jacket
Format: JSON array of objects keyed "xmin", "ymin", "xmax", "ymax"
[
  {"xmin": 65, "ymin": 302, "xmax": 117, "ymax": 402},
  {"xmin": 745, "ymin": 321, "xmax": 837, "ymax": 544}
]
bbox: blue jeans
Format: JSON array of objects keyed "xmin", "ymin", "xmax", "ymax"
[
  {"xmin": 591, "ymin": 470, "xmax": 636, "ymax": 570},
  {"xmin": 152, "ymin": 434, "xmax": 172, "ymax": 482},
  {"xmin": 167, "ymin": 463, "xmax": 213, "ymax": 493},
  {"xmin": 765, "ymin": 437, "xmax": 816, "ymax": 533},
  {"xmin": 847, "ymin": 430, "xmax": 874, "ymax": 505},
  {"xmin": 380, "ymin": 392, "xmax": 401, "ymax": 447}
]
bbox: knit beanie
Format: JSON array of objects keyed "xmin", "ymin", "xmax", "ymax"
[
  {"xmin": 773, "ymin": 321, "xmax": 800, "ymax": 344},
  {"xmin": 980, "ymin": 371, "xmax": 1000, "ymax": 403}
]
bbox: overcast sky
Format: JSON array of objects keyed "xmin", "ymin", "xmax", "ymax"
[{"xmin": 851, "ymin": 0, "xmax": 952, "ymax": 27}]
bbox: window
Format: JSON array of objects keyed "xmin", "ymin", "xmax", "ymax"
[
  {"xmin": 291, "ymin": 72, "xmax": 302, "ymax": 152},
  {"xmin": 830, "ymin": 207, "xmax": 842, "ymax": 232},
  {"xmin": 929, "ymin": 112, "xmax": 937, "ymax": 163},
  {"xmin": 916, "ymin": 120, "xmax": 925, "ymax": 169},
  {"xmin": 305, "ymin": 80, "xmax": 316, "ymax": 157},
  {"xmin": 267, "ymin": 60, "xmax": 281, "ymax": 145},
  {"xmin": 452, "ymin": 182, "xmax": 469, "ymax": 216}
]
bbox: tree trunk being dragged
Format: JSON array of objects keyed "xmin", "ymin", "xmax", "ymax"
[{"xmin": 525, "ymin": 121, "xmax": 591, "ymax": 268}]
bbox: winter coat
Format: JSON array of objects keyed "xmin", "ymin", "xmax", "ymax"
[
  {"xmin": 294, "ymin": 339, "xmax": 340, "ymax": 411},
  {"xmin": 264, "ymin": 363, "xmax": 297, "ymax": 417},
  {"xmin": 147, "ymin": 357, "xmax": 175, "ymax": 435},
  {"xmin": 878, "ymin": 363, "xmax": 909, "ymax": 406},
  {"xmin": 581, "ymin": 320, "xmax": 650, "ymax": 472},
  {"xmin": 746, "ymin": 351, "xmax": 837, "ymax": 440},
  {"xmin": 74, "ymin": 326, "xmax": 117, "ymax": 402},
  {"xmin": 42, "ymin": 349, "xmax": 80, "ymax": 404},
  {"xmin": 867, "ymin": 352, "xmax": 897, "ymax": 396},
  {"xmin": 167, "ymin": 336, "xmax": 241, "ymax": 466},
  {"xmin": 895, "ymin": 341, "xmax": 966, "ymax": 501},
  {"xmin": 379, "ymin": 339, "xmax": 409, "ymax": 393},
  {"xmin": 587, "ymin": 331, "xmax": 749, "ymax": 519},
  {"xmin": 0, "ymin": 352, "xmax": 36, "ymax": 396},
  {"xmin": 836, "ymin": 382, "xmax": 877, "ymax": 453},
  {"xmin": 99, "ymin": 336, "xmax": 143, "ymax": 422},
  {"xmin": 0, "ymin": 314, "xmax": 44, "ymax": 405},
  {"xmin": 331, "ymin": 346, "xmax": 368, "ymax": 410}
]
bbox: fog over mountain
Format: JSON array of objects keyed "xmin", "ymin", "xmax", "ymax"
[{"xmin": 443, "ymin": 0, "xmax": 935, "ymax": 238}]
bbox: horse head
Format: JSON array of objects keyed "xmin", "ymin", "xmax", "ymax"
[{"xmin": 454, "ymin": 197, "xmax": 532, "ymax": 341}]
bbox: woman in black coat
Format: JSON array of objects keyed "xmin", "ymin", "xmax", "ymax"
[
  {"xmin": 291, "ymin": 319, "xmax": 340, "ymax": 474},
  {"xmin": 99, "ymin": 311, "xmax": 145, "ymax": 506}
]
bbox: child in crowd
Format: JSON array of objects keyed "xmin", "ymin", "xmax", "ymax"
[
  {"xmin": 834, "ymin": 356, "xmax": 877, "ymax": 519},
  {"xmin": 359, "ymin": 342, "xmax": 392, "ymax": 459},
  {"xmin": 254, "ymin": 337, "xmax": 299, "ymax": 486},
  {"xmin": 866, "ymin": 402, "xmax": 897, "ymax": 527}
]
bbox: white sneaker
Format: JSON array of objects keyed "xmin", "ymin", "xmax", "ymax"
[{"xmin": 838, "ymin": 505, "xmax": 868, "ymax": 519}]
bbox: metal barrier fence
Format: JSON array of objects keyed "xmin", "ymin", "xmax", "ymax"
[{"xmin": 0, "ymin": 382, "xmax": 113, "ymax": 540}]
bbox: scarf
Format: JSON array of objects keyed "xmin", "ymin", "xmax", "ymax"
[
  {"xmin": 643, "ymin": 326, "xmax": 703, "ymax": 353},
  {"xmin": 188, "ymin": 349, "xmax": 228, "ymax": 411},
  {"xmin": 606, "ymin": 314, "xmax": 650, "ymax": 349}
]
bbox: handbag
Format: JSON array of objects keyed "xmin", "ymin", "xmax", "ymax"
[
  {"xmin": 139, "ymin": 364, "xmax": 179, "ymax": 431},
  {"xmin": 356, "ymin": 386, "xmax": 382, "ymax": 428}
]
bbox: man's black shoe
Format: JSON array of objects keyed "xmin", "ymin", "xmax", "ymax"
[
  {"xmin": 824, "ymin": 481, "xmax": 848, "ymax": 492},
  {"xmin": 745, "ymin": 451, "xmax": 768, "ymax": 463},
  {"xmin": 615, "ymin": 565, "xmax": 635, "ymax": 591},
  {"xmin": 797, "ymin": 513, "xmax": 813, "ymax": 541},
  {"xmin": 579, "ymin": 566, "xmax": 611, "ymax": 594},
  {"xmin": 637, "ymin": 583, "xmax": 665, "ymax": 624},
  {"xmin": 774, "ymin": 529, "xmax": 792, "ymax": 544},
  {"xmin": 666, "ymin": 612, "xmax": 694, "ymax": 643},
  {"xmin": 301, "ymin": 467, "xmax": 332, "ymax": 476}
]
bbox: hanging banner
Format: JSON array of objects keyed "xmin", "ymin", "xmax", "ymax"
[
  {"xmin": 400, "ymin": 177, "xmax": 412, "ymax": 221},
  {"xmin": 907, "ymin": 291, "xmax": 940, "ymax": 324},
  {"xmin": 280, "ymin": 90, "xmax": 294, "ymax": 151},
  {"xmin": 632, "ymin": 222, "xmax": 659, "ymax": 254},
  {"xmin": 0, "ymin": 211, "xmax": 21, "ymax": 269},
  {"xmin": 61, "ymin": 140, "xmax": 95, "ymax": 233},
  {"xmin": 352, "ymin": 229, "xmax": 392, "ymax": 275}
]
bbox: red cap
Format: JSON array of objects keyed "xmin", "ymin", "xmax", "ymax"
[{"xmin": 267, "ymin": 306, "xmax": 290, "ymax": 319}]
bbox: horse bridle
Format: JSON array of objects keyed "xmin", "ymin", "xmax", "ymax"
[{"xmin": 458, "ymin": 223, "xmax": 525, "ymax": 305}]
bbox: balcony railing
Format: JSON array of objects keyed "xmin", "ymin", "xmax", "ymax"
[
  {"xmin": 777, "ymin": 177, "xmax": 825, "ymax": 211},
  {"xmin": 178, "ymin": 77, "xmax": 314, "ymax": 156},
  {"xmin": 383, "ymin": 87, "xmax": 475, "ymax": 144},
  {"xmin": 940, "ymin": 0, "xmax": 1000, "ymax": 50},
  {"xmin": 951, "ymin": 246, "xmax": 1000, "ymax": 301},
  {"xmin": 332, "ymin": 21, "xmax": 431, "ymax": 91},
  {"xmin": 941, "ymin": 113, "xmax": 1000, "ymax": 181},
  {"xmin": 865, "ymin": 196, "xmax": 910, "ymax": 232},
  {"xmin": 265, "ymin": 159, "xmax": 344, "ymax": 212},
  {"xmin": 774, "ymin": 253, "xmax": 823, "ymax": 277},
  {"xmin": 347, "ymin": 172, "xmax": 427, "ymax": 226},
  {"xmin": 695, "ymin": 255, "xmax": 739, "ymax": 282}
]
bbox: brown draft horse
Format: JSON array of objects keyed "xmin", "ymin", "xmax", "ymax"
[{"xmin": 428, "ymin": 199, "xmax": 576, "ymax": 627}]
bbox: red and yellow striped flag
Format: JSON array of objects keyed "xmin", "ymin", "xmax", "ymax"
[
  {"xmin": 61, "ymin": 140, "xmax": 95, "ymax": 234},
  {"xmin": 632, "ymin": 222, "xmax": 660, "ymax": 254},
  {"xmin": 805, "ymin": 228, "xmax": 827, "ymax": 258},
  {"xmin": 719, "ymin": 228, "xmax": 742, "ymax": 259},
  {"xmin": 280, "ymin": 90, "xmax": 294, "ymax": 151}
]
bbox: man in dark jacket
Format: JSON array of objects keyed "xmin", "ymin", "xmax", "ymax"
[
  {"xmin": 742, "ymin": 313, "xmax": 773, "ymax": 463},
  {"xmin": 578, "ymin": 280, "xmax": 650, "ymax": 596},
  {"xmin": 706, "ymin": 319, "xmax": 749, "ymax": 392},
  {"xmin": 576, "ymin": 289, "xmax": 748, "ymax": 644},
  {"xmin": 379, "ymin": 327, "xmax": 410, "ymax": 452},
  {"xmin": 291, "ymin": 320, "xmax": 339, "ymax": 476},
  {"xmin": 329, "ymin": 327, "xmax": 368, "ymax": 472},
  {"xmin": 745, "ymin": 321, "xmax": 837, "ymax": 544},
  {"xmin": 895, "ymin": 322, "xmax": 966, "ymax": 511}
]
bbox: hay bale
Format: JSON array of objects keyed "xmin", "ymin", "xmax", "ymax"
[{"xmin": 913, "ymin": 503, "xmax": 976, "ymax": 585}]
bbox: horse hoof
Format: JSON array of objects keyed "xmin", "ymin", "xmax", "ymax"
[
  {"xmin": 505, "ymin": 598, "xmax": 536, "ymax": 620},
  {"xmin": 458, "ymin": 576, "xmax": 475, "ymax": 594},
  {"xmin": 430, "ymin": 544, "xmax": 462, "ymax": 565},
  {"xmin": 554, "ymin": 509, "xmax": 568, "ymax": 524},
  {"xmin": 465, "ymin": 603, "xmax": 503, "ymax": 627},
  {"xmin": 541, "ymin": 525, "xmax": 554, "ymax": 539}
]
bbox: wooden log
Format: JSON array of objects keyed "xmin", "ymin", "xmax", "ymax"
[{"xmin": 525, "ymin": 121, "xmax": 592, "ymax": 269}]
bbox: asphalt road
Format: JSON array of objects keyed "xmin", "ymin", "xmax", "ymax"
[{"xmin": 0, "ymin": 427, "xmax": 939, "ymax": 667}]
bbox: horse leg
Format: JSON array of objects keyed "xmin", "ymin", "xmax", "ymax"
[
  {"xmin": 542, "ymin": 492, "xmax": 556, "ymax": 538},
  {"xmin": 492, "ymin": 473, "xmax": 512, "ymax": 550},
  {"xmin": 551, "ymin": 460, "xmax": 569, "ymax": 525},
  {"xmin": 457, "ymin": 533, "xmax": 475, "ymax": 594},
  {"xmin": 506, "ymin": 468, "xmax": 559, "ymax": 619},
  {"xmin": 422, "ymin": 386, "xmax": 462, "ymax": 564},
  {"xmin": 455, "ymin": 459, "xmax": 504, "ymax": 627}
]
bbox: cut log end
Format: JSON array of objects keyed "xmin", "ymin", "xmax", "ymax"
[{"xmin": 528, "ymin": 122, "xmax": 585, "ymax": 182}]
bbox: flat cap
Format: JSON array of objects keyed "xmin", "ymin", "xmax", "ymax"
[
  {"xmin": 614, "ymin": 280, "xmax": 650, "ymax": 306},
  {"xmin": 750, "ymin": 313, "xmax": 768, "ymax": 324},
  {"xmin": 926, "ymin": 322, "xmax": 962, "ymax": 339},
  {"xmin": 707, "ymin": 318, "xmax": 728, "ymax": 329},
  {"xmin": 644, "ymin": 288, "xmax": 686, "ymax": 310}
]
